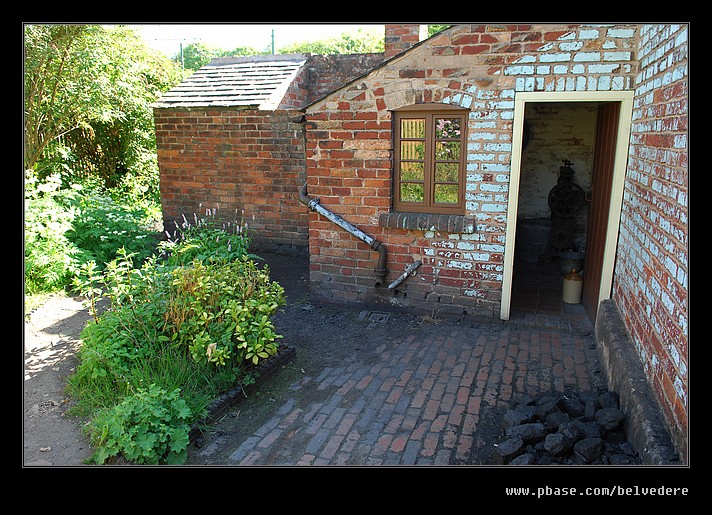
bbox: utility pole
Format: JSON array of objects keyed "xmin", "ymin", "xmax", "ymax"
[{"xmin": 271, "ymin": 29, "xmax": 275, "ymax": 54}]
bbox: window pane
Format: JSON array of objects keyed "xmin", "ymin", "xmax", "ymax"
[
  {"xmin": 434, "ymin": 184, "xmax": 459, "ymax": 204},
  {"xmin": 401, "ymin": 140, "xmax": 425, "ymax": 160},
  {"xmin": 401, "ymin": 118, "xmax": 425, "ymax": 138},
  {"xmin": 400, "ymin": 161, "xmax": 424, "ymax": 181},
  {"xmin": 435, "ymin": 162, "xmax": 459, "ymax": 182},
  {"xmin": 400, "ymin": 183, "xmax": 424, "ymax": 202},
  {"xmin": 435, "ymin": 141, "xmax": 461, "ymax": 160},
  {"xmin": 435, "ymin": 118, "xmax": 461, "ymax": 139}
]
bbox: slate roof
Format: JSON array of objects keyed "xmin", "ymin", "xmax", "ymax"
[{"xmin": 152, "ymin": 54, "xmax": 307, "ymax": 110}]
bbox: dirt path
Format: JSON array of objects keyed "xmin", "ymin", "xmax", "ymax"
[{"xmin": 24, "ymin": 294, "xmax": 95, "ymax": 466}]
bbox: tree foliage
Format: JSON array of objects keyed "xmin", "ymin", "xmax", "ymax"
[
  {"xmin": 175, "ymin": 25, "xmax": 452, "ymax": 72},
  {"xmin": 24, "ymin": 24, "xmax": 184, "ymax": 195},
  {"xmin": 176, "ymin": 26, "xmax": 386, "ymax": 73},
  {"xmin": 175, "ymin": 42, "xmax": 266, "ymax": 71},
  {"xmin": 428, "ymin": 24, "xmax": 451, "ymax": 37},
  {"xmin": 277, "ymin": 27, "xmax": 384, "ymax": 55}
]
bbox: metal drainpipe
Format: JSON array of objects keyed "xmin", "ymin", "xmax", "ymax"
[{"xmin": 299, "ymin": 183, "xmax": 388, "ymax": 287}]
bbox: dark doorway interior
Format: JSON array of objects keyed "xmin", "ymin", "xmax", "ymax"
[
  {"xmin": 510, "ymin": 102, "xmax": 599, "ymax": 325},
  {"xmin": 510, "ymin": 259, "xmax": 589, "ymax": 323},
  {"xmin": 511, "ymin": 259, "xmax": 564, "ymax": 315}
]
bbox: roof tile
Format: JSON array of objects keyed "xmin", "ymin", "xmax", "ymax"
[{"xmin": 153, "ymin": 55, "xmax": 306, "ymax": 109}]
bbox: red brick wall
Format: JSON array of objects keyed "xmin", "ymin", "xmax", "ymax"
[
  {"xmin": 155, "ymin": 107, "xmax": 309, "ymax": 253},
  {"xmin": 305, "ymin": 24, "xmax": 639, "ymax": 318},
  {"xmin": 304, "ymin": 22, "xmax": 687, "ymax": 462},
  {"xmin": 614, "ymin": 24, "xmax": 688, "ymax": 461},
  {"xmin": 385, "ymin": 24, "xmax": 426, "ymax": 58},
  {"xmin": 154, "ymin": 53, "xmax": 385, "ymax": 255},
  {"xmin": 304, "ymin": 54, "xmax": 386, "ymax": 104},
  {"xmin": 278, "ymin": 65, "xmax": 310, "ymax": 109}
]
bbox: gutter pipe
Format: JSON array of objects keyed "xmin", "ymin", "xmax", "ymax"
[
  {"xmin": 387, "ymin": 260, "xmax": 422, "ymax": 290},
  {"xmin": 299, "ymin": 183, "xmax": 388, "ymax": 287}
]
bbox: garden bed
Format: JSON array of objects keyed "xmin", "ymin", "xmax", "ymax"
[{"xmin": 189, "ymin": 344, "xmax": 296, "ymax": 440}]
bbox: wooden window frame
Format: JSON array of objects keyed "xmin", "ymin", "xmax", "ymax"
[{"xmin": 393, "ymin": 105, "xmax": 467, "ymax": 215}]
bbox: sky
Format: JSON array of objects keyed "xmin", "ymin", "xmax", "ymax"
[{"xmin": 131, "ymin": 24, "xmax": 385, "ymax": 57}]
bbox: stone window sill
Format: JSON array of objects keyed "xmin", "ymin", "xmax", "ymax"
[{"xmin": 378, "ymin": 212, "xmax": 476, "ymax": 234}]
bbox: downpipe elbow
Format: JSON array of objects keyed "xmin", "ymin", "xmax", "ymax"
[
  {"xmin": 372, "ymin": 241, "xmax": 388, "ymax": 288},
  {"xmin": 298, "ymin": 182, "xmax": 312, "ymax": 207}
]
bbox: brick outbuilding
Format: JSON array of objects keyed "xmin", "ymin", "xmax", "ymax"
[
  {"xmin": 154, "ymin": 52, "xmax": 384, "ymax": 253},
  {"xmin": 153, "ymin": 24, "xmax": 688, "ymax": 464}
]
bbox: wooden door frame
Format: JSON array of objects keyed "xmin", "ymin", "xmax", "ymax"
[{"xmin": 500, "ymin": 91, "xmax": 634, "ymax": 320}]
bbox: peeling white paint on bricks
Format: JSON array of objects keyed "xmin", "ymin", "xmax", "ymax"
[
  {"xmin": 661, "ymin": 290, "xmax": 675, "ymax": 317},
  {"xmin": 467, "ymin": 192, "xmax": 494, "ymax": 202},
  {"xmin": 470, "ymin": 132, "xmax": 497, "ymax": 141},
  {"xmin": 512, "ymin": 55, "xmax": 537, "ymax": 64},
  {"xmin": 560, "ymin": 41, "xmax": 584, "ymax": 51},
  {"xmin": 604, "ymin": 51, "xmax": 632, "ymax": 61},
  {"xmin": 447, "ymin": 260, "xmax": 473, "ymax": 270},
  {"xmin": 541, "ymin": 53, "xmax": 572, "ymax": 63},
  {"xmin": 573, "ymin": 52, "xmax": 600, "ymax": 62},
  {"xmin": 607, "ymin": 28, "xmax": 636, "ymax": 38},
  {"xmin": 480, "ymin": 243, "xmax": 505, "ymax": 253},
  {"xmin": 481, "ymin": 203, "xmax": 507, "ymax": 213},
  {"xmin": 674, "ymin": 376, "xmax": 686, "ymax": 405},
  {"xmin": 579, "ymin": 29, "xmax": 601, "ymax": 39}
]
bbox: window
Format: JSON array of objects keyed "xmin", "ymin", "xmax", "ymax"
[{"xmin": 393, "ymin": 106, "xmax": 466, "ymax": 215}]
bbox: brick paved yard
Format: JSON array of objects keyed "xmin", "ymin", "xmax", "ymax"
[{"xmin": 188, "ymin": 309, "xmax": 604, "ymax": 466}]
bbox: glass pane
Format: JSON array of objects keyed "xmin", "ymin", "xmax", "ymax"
[
  {"xmin": 400, "ymin": 118, "xmax": 425, "ymax": 138},
  {"xmin": 400, "ymin": 161, "xmax": 424, "ymax": 181},
  {"xmin": 400, "ymin": 183, "xmax": 424, "ymax": 202},
  {"xmin": 401, "ymin": 140, "xmax": 425, "ymax": 160},
  {"xmin": 434, "ymin": 184, "xmax": 459, "ymax": 204},
  {"xmin": 435, "ymin": 162, "xmax": 459, "ymax": 182},
  {"xmin": 435, "ymin": 141, "xmax": 461, "ymax": 160},
  {"xmin": 435, "ymin": 118, "xmax": 461, "ymax": 139}
]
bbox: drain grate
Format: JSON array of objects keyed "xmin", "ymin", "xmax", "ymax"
[{"xmin": 367, "ymin": 311, "xmax": 390, "ymax": 323}]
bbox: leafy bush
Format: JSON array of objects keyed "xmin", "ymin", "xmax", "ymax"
[
  {"xmin": 88, "ymin": 384, "xmax": 192, "ymax": 465},
  {"xmin": 69, "ymin": 221, "xmax": 285, "ymax": 464},
  {"xmin": 163, "ymin": 258, "xmax": 284, "ymax": 370},
  {"xmin": 66, "ymin": 188, "xmax": 158, "ymax": 269},
  {"xmin": 24, "ymin": 173, "xmax": 80, "ymax": 294},
  {"xmin": 24, "ymin": 171, "xmax": 160, "ymax": 295}
]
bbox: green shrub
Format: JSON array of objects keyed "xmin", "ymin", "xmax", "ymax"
[
  {"xmin": 69, "ymin": 222, "xmax": 285, "ymax": 464},
  {"xmin": 159, "ymin": 210, "xmax": 252, "ymax": 265},
  {"xmin": 24, "ymin": 172, "xmax": 161, "ymax": 295},
  {"xmin": 162, "ymin": 258, "xmax": 284, "ymax": 369},
  {"xmin": 66, "ymin": 188, "xmax": 158, "ymax": 269},
  {"xmin": 24, "ymin": 173, "xmax": 80, "ymax": 294},
  {"xmin": 88, "ymin": 384, "xmax": 192, "ymax": 465}
]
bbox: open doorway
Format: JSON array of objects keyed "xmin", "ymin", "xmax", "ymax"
[
  {"xmin": 501, "ymin": 91, "xmax": 634, "ymax": 322},
  {"xmin": 510, "ymin": 102, "xmax": 597, "ymax": 319}
]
